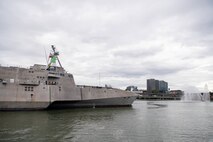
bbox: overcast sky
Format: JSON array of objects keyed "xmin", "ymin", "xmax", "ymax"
[{"xmin": 0, "ymin": 0, "xmax": 213, "ymax": 92}]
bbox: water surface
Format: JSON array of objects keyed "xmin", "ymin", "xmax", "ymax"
[{"xmin": 0, "ymin": 101, "xmax": 213, "ymax": 142}]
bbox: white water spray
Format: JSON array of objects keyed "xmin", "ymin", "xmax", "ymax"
[
  {"xmin": 182, "ymin": 92, "xmax": 210, "ymax": 102},
  {"xmin": 182, "ymin": 84, "xmax": 210, "ymax": 101}
]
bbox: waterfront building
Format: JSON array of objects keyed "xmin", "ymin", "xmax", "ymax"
[
  {"xmin": 147, "ymin": 79, "xmax": 156, "ymax": 93},
  {"xmin": 159, "ymin": 80, "xmax": 168, "ymax": 93},
  {"xmin": 169, "ymin": 90, "xmax": 184, "ymax": 97},
  {"xmin": 147, "ymin": 79, "xmax": 168, "ymax": 93}
]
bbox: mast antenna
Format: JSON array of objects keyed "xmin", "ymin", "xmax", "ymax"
[
  {"xmin": 47, "ymin": 45, "xmax": 63, "ymax": 70},
  {"xmin": 43, "ymin": 46, "xmax": 48, "ymax": 65}
]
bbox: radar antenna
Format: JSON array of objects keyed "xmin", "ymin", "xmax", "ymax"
[{"xmin": 47, "ymin": 45, "xmax": 63, "ymax": 70}]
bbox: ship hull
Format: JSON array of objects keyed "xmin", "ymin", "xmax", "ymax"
[
  {"xmin": 48, "ymin": 95, "xmax": 138, "ymax": 109},
  {"xmin": 0, "ymin": 95, "xmax": 137, "ymax": 110},
  {"xmin": 0, "ymin": 101, "xmax": 50, "ymax": 110}
]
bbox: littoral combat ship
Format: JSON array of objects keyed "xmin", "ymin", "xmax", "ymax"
[{"xmin": 0, "ymin": 45, "xmax": 137, "ymax": 110}]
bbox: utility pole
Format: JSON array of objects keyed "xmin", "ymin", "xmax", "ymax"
[{"xmin": 99, "ymin": 72, "xmax": 100, "ymax": 86}]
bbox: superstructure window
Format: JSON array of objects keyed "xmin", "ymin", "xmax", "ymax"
[
  {"xmin": 37, "ymin": 76, "xmax": 45, "ymax": 79},
  {"xmin": 25, "ymin": 86, "xmax": 34, "ymax": 92},
  {"xmin": 60, "ymin": 73, "xmax": 64, "ymax": 76},
  {"xmin": 47, "ymin": 81, "xmax": 58, "ymax": 85}
]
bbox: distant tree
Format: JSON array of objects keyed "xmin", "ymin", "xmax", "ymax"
[{"xmin": 125, "ymin": 86, "xmax": 138, "ymax": 91}]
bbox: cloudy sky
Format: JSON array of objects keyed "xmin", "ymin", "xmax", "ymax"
[{"xmin": 0, "ymin": 0, "xmax": 213, "ymax": 92}]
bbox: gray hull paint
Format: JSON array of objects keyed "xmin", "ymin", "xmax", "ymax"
[
  {"xmin": 48, "ymin": 96, "xmax": 137, "ymax": 108},
  {"xmin": 0, "ymin": 96, "xmax": 137, "ymax": 110},
  {"xmin": 0, "ymin": 101, "xmax": 50, "ymax": 110}
]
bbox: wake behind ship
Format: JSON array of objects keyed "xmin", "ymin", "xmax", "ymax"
[{"xmin": 0, "ymin": 45, "xmax": 137, "ymax": 110}]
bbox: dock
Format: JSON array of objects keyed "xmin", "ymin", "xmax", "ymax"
[{"xmin": 137, "ymin": 94, "xmax": 181, "ymax": 100}]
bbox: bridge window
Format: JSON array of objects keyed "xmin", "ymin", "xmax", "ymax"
[{"xmin": 47, "ymin": 81, "xmax": 58, "ymax": 85}]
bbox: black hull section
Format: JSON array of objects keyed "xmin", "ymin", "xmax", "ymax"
[{"xmin": 48, "ymin": 96, "xmax": 137, "ymax": 109}]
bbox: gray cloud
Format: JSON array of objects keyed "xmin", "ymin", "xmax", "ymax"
[
  {"xmin": 0, "ymin": 0, "xmax": 213, "ymax": 91},
  {"xmin": 112, "ymin": 45, "xmax": 163, "ymax": 59}
]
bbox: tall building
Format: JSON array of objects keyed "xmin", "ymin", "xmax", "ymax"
[
  {"xmin": 147, "ymin": 79, "xmax": 156, "ymax": 93},
  {"xmin": 155, "ymin": 80, "xmax": 160, "ymax": 92},
  {"xmin": 147, "ymin": 79, "xmax": 168, "ymax": 93},
  {"xmin": 159, "ymin": 80, "xmax": 168, "ymax": 93}
]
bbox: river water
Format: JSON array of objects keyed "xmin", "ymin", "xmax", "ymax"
[{"xmin": 0, "ymin": 100, "xmax": 213, "ymax": 142}]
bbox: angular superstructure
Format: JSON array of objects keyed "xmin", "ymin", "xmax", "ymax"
[{"xmin": 0, "ymin": 46, "xmax": 137, "ymax": 110}]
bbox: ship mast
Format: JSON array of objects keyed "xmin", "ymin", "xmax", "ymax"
[{"xmin": 47, "ymin": 45, "xmax": 63, "ymax": 70}]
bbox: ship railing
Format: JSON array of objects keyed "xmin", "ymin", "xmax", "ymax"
[
  {"xmin": 77, "ymin": 85, "xmax": 103, "ymax": 89},
  {"xmin": 77, "ymin": 85, "xmax": 113, "ymax": 89},
  {"xmin": 0, "ymin": 64, "xmax": 29, "ymax": 69}
]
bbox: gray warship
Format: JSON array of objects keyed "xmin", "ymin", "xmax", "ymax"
[{"xmin": 0, "ymin": 45, "xmax": 137, "ymax": 110}]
